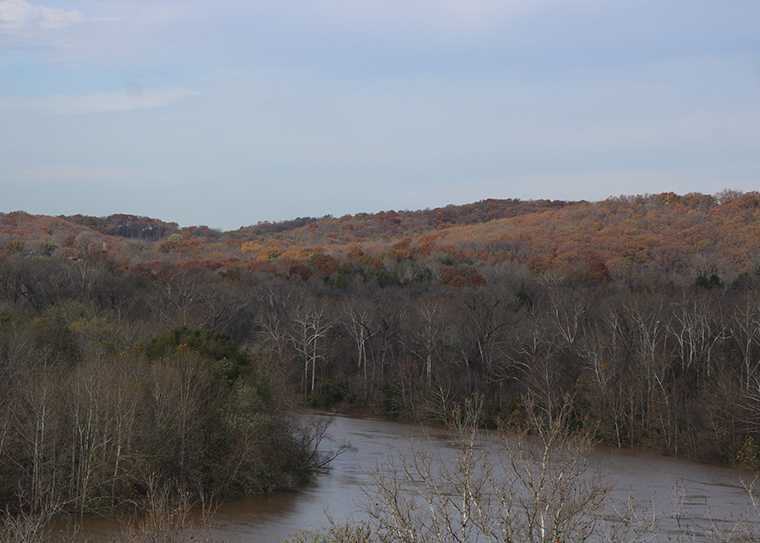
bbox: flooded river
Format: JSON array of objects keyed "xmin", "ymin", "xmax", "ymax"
[{"xmin": 61, "ymin": 412, "xmax": 757, "ymax": 542}]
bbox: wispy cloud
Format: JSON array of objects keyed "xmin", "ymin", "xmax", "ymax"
[
  {"xmin": 303, "ymin": 0, "xmax": 557, "ymax": 34},
  {"xmin": 0, "ymin": 0, "xmax": 756, "ymax": 228},
  {"xmin": 1, "ymin": 85, "xmax": 201, "ymax": 114},
  {"xmin": 0, "ymin": 0, "xmax": 86, "ymax": 30}
]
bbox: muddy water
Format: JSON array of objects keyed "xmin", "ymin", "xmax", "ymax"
[{"xmin": 62, "ymin": 413, "xmax": 756, "ymax": 542}]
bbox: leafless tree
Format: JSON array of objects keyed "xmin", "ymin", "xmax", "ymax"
[
  {"xmin": 341, "ymin": 297, "xmax": 378, "ymax": 394},
  {"xmin": 295, "ymin": 416, "xmax": 355, "ymax": 475},
  {"xmin": 290, "ymin": 299, "xmax": 334, "ymax": 400},
  {"xmin": 414, "ymin": 298, "xmax": 447, "ymax": 389},
  {"xmin": 577, "ymin": 308, "xmax": 627, "ymax": 447},
  {"xmin": 622, "ymin": 295, "xmax": 672, "ymax": 447},
  {"xmin": 11, "ymin": 371, "xmax": 64, "ymax": 513},
  {"xmin": 508, "ymin": 311, "xmax": 564, "ymax": 414},
  {"xmin": 458, "ymin": 285, "xmax": 516, "ymax": 393},
  {"xmin": 256, "ymin": 283, "xmax": 295, "ymax": 362},
  {"xmin": 668, "ymin": 291, "xmax": 728, "ymax": 379},
  {"xmin": 728, "ymin": 291, "xmax": 760, "ymax": 392},
  {"xmin": 364, "ymin": 394, "xmax": 614, "ymax": 543}
]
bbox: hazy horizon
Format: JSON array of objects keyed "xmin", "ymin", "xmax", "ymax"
[{"xmin": 2, "ymin": 1, "xmax": 759, "ymax": 230}]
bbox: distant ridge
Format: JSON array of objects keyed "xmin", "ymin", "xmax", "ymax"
[{"xmin": 1, "ymin": 191, "xmax": 758, "ymax": 289}]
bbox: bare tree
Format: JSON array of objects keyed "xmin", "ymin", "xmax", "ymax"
[
  {"xmin": 149, "ymin": 271, "xmax": 205, "ymax": 328},
  {"xmin": 147, "ymin": 348, "xmax": 214, "ymax": 482},
  {"xmin": 11, "ymin": 372, "xmax": 64, "ymax": 513},
  {"xmin": 622, "ymin": 295, "xmax": 672, "ymax": 447},
  {"xmin": 668, "ymin": 291, "xmax": 728, "ymax": 379},
  {"xmin": 364, "ymin": 395, "xmax": 614, "ymax": 543},
  {"xmin": 341, "ymin": 297, "xmax": 377, "ymax": 394},
  {"xmin": 290, "ymin": 299, "xmax": 334, "ymax": 400},
  {"xmin": 545, "ymin": 279, "xmax": 589, "ymax": 350},
  {"xmin": 257, "ymin": 283, "xmax": 295, "ymax": 362},
  {"xmin": 66, "ymin": 356, "xmax": 142, "ymax": 512},
  {"xmin": 508, "ymin": 311, "xmax": 563, "ymax": 414},
  {"xmin": 496, "ymin": 394, "xmax": 612, "ymax": 542},
  {"xmin": 728, "ymin": 291, "xmax": 760, "ymax": 392},
  {"xmin": 577, "ymin": 307, "xmax": 627, "ymax": 447},
  {"xmin": 414, "ymin": 298, "xmax": 446, "ymax": 389},
  {"xmin": 295, "ymin": 416, "xmax": 355, "ymax": 475},
  {"xmin": 456, "ymin": 285, "xmax": 516, "ymax": 398}
]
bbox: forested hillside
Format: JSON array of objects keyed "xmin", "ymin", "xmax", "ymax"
[
  {"xmin": 1, "ymin": 190, "xmax": 760, "ymax": 517},
  {"xmin": 4, "ymin": 191, "xmax": 756, "ymax": 289}
]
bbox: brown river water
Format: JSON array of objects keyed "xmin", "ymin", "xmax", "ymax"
[{"xmin": 56, "ymin": 412, "xmax": 757, "ymax": 542}]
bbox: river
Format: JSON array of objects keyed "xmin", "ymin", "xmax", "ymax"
[{"xmin": 58, "ymin": 412, "xmax": 758, "ymax": 542}]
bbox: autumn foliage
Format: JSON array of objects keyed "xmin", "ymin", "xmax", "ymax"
[
  {"xmin": 2, "ymin": 192, "xmax": 759, "ymax": 289},
  {"xmin": 3, "ymin": 190, "xmax": 760, "ymax": 508}
]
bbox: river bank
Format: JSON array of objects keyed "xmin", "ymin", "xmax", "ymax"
[{"xmin": 48, "ymin": 411, "xmax": 758, "ymax": 542}]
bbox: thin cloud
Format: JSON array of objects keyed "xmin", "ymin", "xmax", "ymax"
[
  {"xmin": 307, "ymin": 0, "xmax": 556, "ymax": 32},
  {"xmin": 0, "ymin": 0, "xmax": 86, "ymax": 30},
  {"xmin": 1, "ymin": 85, "xmax": 201, "ymax": 114}
]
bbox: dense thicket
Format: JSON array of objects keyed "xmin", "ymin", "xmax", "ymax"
[
  {"xmin": 0, "ymin": 291, "xmax": 330, "ymax": 516},
  {"xmin": 2, "ymin": 191, "xmax": 760, "ymax": 518}
]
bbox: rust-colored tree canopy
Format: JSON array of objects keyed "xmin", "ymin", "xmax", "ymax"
[{"xmin": 2, "ymin": 191, "xmax": 758, "ymax": 288}]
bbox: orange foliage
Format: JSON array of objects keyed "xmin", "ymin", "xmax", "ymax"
[
  {"xmin": 4, "ymin": 191, "xmax": 760, "ymax": 288},
  {"xmin": 318, "ymin": 260, "xmax": 339, "ymax": 276},
  {"xmin": 389, "ymin": 237, "xmax": 415, "ymax": 261},
  {"xmin": 345, "ymin": 244, "xmax": 364, "ymax": 262},
  {"xmin": 288, "ymin": 264, "xmax": 312, "ymax": 282}
]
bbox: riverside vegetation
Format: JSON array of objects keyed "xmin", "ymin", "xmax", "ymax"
[
  {"xmin": 286, "ymin": 396, "xmax": 760, "ymax": 543},
  {"xmin": 3, "ymin": 191, "xmax": 760, "ymax": 539},
  {"xmin": 0, "ymin": 318, "xmax": 344, "ymax": 541}
]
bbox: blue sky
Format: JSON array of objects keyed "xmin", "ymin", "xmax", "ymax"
[{"xmin": 1, "ymin": 0, "xmax": 759, "ymax": 230}]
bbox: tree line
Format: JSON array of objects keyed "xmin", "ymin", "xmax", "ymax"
[
  {"xmin": 2, "ymin": 249, "xmax": 760, "ymax": 471},
  {"xmin": 0, "ymin": 257, "xmax": 343, "ymax": 518},
  {"xmin": 3, "ymin": 191, "xmax": 760, "ymax": 526}
]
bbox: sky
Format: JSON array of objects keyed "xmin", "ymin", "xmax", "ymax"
[{"xmin": 1, "ymin": 0, "xmax": 759, "ymax": 230}]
